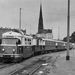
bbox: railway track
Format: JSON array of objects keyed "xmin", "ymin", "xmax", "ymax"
[
  {"xmin": 9, "ymin": 56, "xmax": 54, "ymax": 75},
  {"xmin": 32, "ymin": 55, "xmax": 60, "ymax": 75},
  {"xmin": 0, "ymin": 63, "xmax": 15, "ymax": 70},
  {"xmin": 0, "ymin": 51, "xmax": 65, "ymax": 75}
]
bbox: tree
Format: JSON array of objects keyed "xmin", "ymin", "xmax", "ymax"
[
  {"xmin": 63, "ymin": 37, "xmax": 67, "ymax": 42},
  {"xmin": 63, "ymin": 31, "xmax": 75, "ymax": 43},
  {"xmin": 70, "ymin": 31, "xmax": 75, "ymax": 43}
]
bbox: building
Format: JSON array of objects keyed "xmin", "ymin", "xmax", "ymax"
[{"xmin": 37, "ymin": 29, "xmax": 53, "ymax": 39}]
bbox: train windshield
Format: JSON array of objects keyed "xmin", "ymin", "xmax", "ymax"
[{"xmin": 2, "ymin": 38, "xmax": 21, "ymax": 44}]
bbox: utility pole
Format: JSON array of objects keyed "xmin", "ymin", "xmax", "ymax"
[
  {"xmin": 19, "ymin": 8, "xmax": 21, "ymax": 31},
  {"xmin": 52, "ymin": 27, "xmax": 53, "ymax": 39},
  {"xmin": 30, "ymin": 25, "xmax": 31, "ymax": 34},
  {"xmin": 66, "ymin": 0, "xmax": 70, "ymax": 60},
  {"xmin": 58, "ymin": 26, "xmax": 60, "ymax": 40}
]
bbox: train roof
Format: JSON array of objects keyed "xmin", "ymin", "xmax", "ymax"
[
  {"xmin": 2, "ymin": 31, "xmax": 22, "ymax": 37},
  {"xmin": 42, "ymin": 38, "xmax": 55, "ymax": 41},
  {"xmin": 42, "ymin": 38, "xmax": 66, "ymax": 43},
  {"xmin": 2, "ymin": 31, "xmax": 33, "ymax": 39},
  {"xmin": 24, "ymin": 35, "xmax": 33, "ymax": 39}
]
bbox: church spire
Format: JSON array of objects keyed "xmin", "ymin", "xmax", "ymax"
[{"xmin": 38, "ymin": 2, "xmax": 44, "ymax": 33}]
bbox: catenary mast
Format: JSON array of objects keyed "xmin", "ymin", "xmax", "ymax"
[
  {"xmin": 19, "ymin": 8, "xmax": 21, "ymax": 31},
  {"xmin": 66, "ymin": 0, "xmax": 70, "ymax": 60}
]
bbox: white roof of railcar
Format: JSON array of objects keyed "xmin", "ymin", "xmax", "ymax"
[
  {"xmin": 2, "ymin": 31, "xmax": 22, "ymax": 37},
  {"xmin": 2, "ymin": 31, "xmax": 33, "ymax": 39},
  {"xmin": 24, "ymin": 35, "xmax": 32, "ymax": 39}
]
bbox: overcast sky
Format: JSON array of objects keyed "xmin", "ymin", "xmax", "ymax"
[{"xmin": 0, "ymin": 0, "xmax": 75, "ymax": 39}]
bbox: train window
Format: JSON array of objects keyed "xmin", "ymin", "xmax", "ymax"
[
  {"xmin": 25, "ymin": 42, "xmax": 27, "ymax": 44},
  {"xmin": 25, "ymin": 38, "xmax": 29, "ymax": 41},
  {"xmin": 49, "ymin": 41, "xmax": 50, "ymax": 45},
  {"xmin": 50, "ymin": 41, "xmax": 52, "ymax": 45},
  {"xmin": 29, "ymin": 39, "xmax": 31, "ymax": 41},
  {"xmin": 21, "ymin": 47, "xmax": 23, "ymax": 53},
  {"xmin": 26, "ymin": 38, "xmax": 28, "ymax": 41},
  {"xmin": 16, "ymin": 39, "xmax": 21, "ymax": 44},
  {"xmin": 2, "ymin": 38, "xmax": 20, "ymax": 44},
  {"xmin": 29, "ymin": 42, "xmax": 31, "ymax": 45},
  {"xmin": 28, "ymin": 39, "xmax": 29, "ymax": 41},
  {"xmin": 25, "ymin": 38, "xmax": 26, "ymax": 41}
]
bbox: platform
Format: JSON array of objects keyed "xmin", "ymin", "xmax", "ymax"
[{"xmin": 50, "ymin": 50, "xmax": 75, "ymax": 75}]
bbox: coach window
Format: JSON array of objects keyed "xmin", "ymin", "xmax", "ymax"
[
  {"xmin": 28, "ymin": 39, "xmax": 29, "ymax": 41},
  {"xmin": 25, "ymin": 38, "xmax": 27, "ymax": 45},
  {"xmin": 28, "ymin": 39, "xmax": 31, "ymax": 41},
  {"xmin": 28, "ymin": 39, "xmax": 31, "ymax": 45},
  {"xmin": 25, "ymin": 42, "xmax": 27, "ymax": 44},
  {"xmin": 49, "ymin": 41, "xmax": 51, "ymax": 45},
  {"xmin": 29, "ymin": 42, "xmax": 31, "ymax": 45},
  {"xmin": 25, "ymin": 38, "xmax": 26, "ymax": 41},
  {"xmin": 26, "ymin": 38, "xmax": 28, "ymax": 41}
]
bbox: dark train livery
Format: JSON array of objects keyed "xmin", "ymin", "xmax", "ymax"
[{"xmin": 0, "ymin": 30, "xmax": 74, "ymax": 62}]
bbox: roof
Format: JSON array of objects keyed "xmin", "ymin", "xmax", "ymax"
[
  {"xmin": 2, "ymin": 31, "xmax": 33, "ymax": 39},
  {"xmin": 2, "ymin": 31, "xmax": 22, "ymax": 37},
  {"xmin": 24, "ymin": 35, "xmax": 33, "ymax": 39},
  {"xmin": 43, "ymin": 29, "xmax": 52, "ymax": 33}
]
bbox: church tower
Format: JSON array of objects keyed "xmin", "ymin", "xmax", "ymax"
[
  {"xmin": 37, "ymin": 1, "xmax": 53, "ymax": 39},
  {"xmin": 38, "ymin": 3, "xmax": 44, "ymax": 33}
]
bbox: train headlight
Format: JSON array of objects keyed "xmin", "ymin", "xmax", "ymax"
[
  {"xmin": 55, "ymin": 43, "xmax": 58, "ymax": 46},
  {"xmin": 72, "ymin": 43, "xmax": 74, "ymax": 46},
  {"xmin": 13, "ymin": 49, "xmax": 16, "ymax": 52},
  {"xmin": 63, "ymin": 44, "xmax": 65, "ymax": 46},
  {"xmin": 2, "ymin": 48, "xmax": 5, "ymax": 51}
]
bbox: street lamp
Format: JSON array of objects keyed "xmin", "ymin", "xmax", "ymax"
[{"xmin": 66, "ymin": 0, "xmax": 70, "ymax": 60}]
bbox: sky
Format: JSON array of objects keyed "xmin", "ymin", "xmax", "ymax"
[{"xmin": 0, "ymin": 0, "xmax": 75, "ymax": 39}]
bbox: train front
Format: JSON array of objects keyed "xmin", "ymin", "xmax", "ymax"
[{"xmin": 0, "ymin": 31, "xmax": 22, "ymax": 62}]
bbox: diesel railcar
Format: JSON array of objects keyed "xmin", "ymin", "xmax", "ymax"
[{"xmin": 0, "ymin": 31, "xmax": 33, "ymax": 62}]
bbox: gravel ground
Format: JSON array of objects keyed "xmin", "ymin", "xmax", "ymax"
[
  {"xmin": 0, "ymin": 54, "xmax": 53, "ymax": 75},
  {"xmin": 42, "ymin": 50, "xmax": 75, "ymax": 75},
  {"xmin": 0, "ymin": 50, "xmax": 72, "ymax": 75},
  {"xmin": 0, "ymin": 56, "xmax": 42, "ymax": 75}
]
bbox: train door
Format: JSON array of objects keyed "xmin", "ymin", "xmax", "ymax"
[{"xmin": 16, "ymin": 39, "xmax": 23, "ymax": 54}]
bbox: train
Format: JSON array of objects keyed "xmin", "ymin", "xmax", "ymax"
[{"xmin": 0, "ymin": 30, "xmax": 74, "ymax": 62}]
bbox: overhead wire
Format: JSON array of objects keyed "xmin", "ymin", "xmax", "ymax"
[{"xmin": 20, "ymin": 7, "xmax": 75, "ymax": 17}]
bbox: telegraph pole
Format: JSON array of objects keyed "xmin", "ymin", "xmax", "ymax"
[
  {"xmin": 66, "ymin": 0, "xmax": 70, "ymax": 60},
  {"xmin": 19, "ymin": 8, "xmax": 21, "ymax": 31},
  {"xmin": 58, "ymin": 26, "xmax": 60, "ymax": 40},
  {"xmin": 30, "ymin": 25, "xmax": 31, "ymax": 34}
]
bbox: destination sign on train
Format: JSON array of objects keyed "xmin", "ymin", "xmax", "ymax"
[{"xmin": 4, "ymin": 36, "xmax": 14, "ymax": 38}]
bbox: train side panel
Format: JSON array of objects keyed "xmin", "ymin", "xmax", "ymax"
[
  {"xmin": 32, "ymin": 38, "xmax": 45, "ymax": 54},
  {"xmin": 56, "ymin": 42, "xmax": 64, "ymax": 51},
  {"xmin": 44, "ymin": 40, "xmax": 56, "ymax": 52},
  {"xmin": 22, "ymin": 46, "xmax": 33, "ymax": 58}
]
